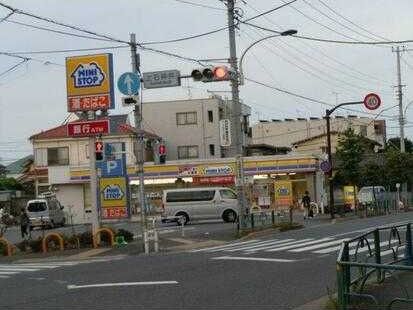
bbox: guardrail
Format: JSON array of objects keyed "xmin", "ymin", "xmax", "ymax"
[
  {"xmin": 336, "ymin": 222, "xmax": 413, "ymax": 309},
  {"xmin": 238, "ymin": 209, "xmax": 294, "ymax": 231}
]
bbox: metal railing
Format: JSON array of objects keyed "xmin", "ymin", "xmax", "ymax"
[
  {"xmin": 355, "ymin": 192, "xmax": 412, "ymax": 218},
  {"xmin": 336, "ymin": 222, "xmax": 413, "ymax": 309},
  {"xmin": 238, "ymin": 209, "xmax": 293, "ymax": 231}
]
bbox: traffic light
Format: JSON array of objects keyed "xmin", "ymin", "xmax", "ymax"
[
  {"xmin": 95, "ymin": 141, "xmax": 104, "ymax": 161},
  {"xmin": 191, "ymin": 66, "xmax": 233, "ymax": 83},
  {"xmin": 158, "ymin": 143, "xmax": 166, "ymax": 164}
]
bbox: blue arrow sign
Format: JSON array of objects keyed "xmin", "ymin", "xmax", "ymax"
[{"xmin": 117, "ymin": 72, "xmax": 141, "ymax": 95}]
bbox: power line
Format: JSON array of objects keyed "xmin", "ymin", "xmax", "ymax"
[
  {"xmin": 3, "ymin": 45, "xmax": 128, "ymax": 55},
  {"xmin": 0, "ymin": 58, "xmax": 28, "ymax": 78},
  {"xmin": 242, "ymin": 21, "xmax": 413, "ymax": 45},
  {"xmin": 0, "ymin": 10, "xmax": 13, "ymax": 23},
  {"xmin": 243, "ymin": 0, "xmax": 299, "ymax": 22},
  {"xmin": 243, "ymin": 2, "xmax": 392, "ymax": 86},
  {"xmin": 172, "ymin": 0, "xmax": 225, "ymax": 11},
  {"xmin": 5, "ymin": 20, "xmax": 116, "ymax": 42},
  {"xmin": 316, "ymin": 0, "xmax": 389, "ymax": 41}
]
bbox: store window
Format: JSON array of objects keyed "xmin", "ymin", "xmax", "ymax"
[
  {"xmin": 178, "ymin": 145, "xmax": 199, "ymax": 159},
  {"xmin": 47, "ymin": 147, "xmax": 69, "ymax": 166},
  {"xmin": 176, "ymin": 112, "xmax": 197, "ymax": 125}
]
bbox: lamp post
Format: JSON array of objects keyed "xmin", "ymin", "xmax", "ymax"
[{"xmin": 239, "ymin": 29, "xmax": 297, "ymax": 86}]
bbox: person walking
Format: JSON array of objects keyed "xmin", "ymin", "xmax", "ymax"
[
  {"xmin": 20, "ymin": 208, "xmax": 30, "ymax": 239},
  {"xmin": 302, "ymin": 191, "xmax": 312, "ymax": 219}
]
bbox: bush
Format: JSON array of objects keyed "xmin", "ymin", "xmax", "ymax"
[
  {"xmin": 28, "ymin": 237, "xmax": 43, "ymax": 252},
  {"xmin": 278, "ymin": 222, "xmax": 303, "ymax": 232},
  {"xmin": 116, "ymin": 229, "xmax": 134, "ymax": 242},
  {"xmin": 77, "ymin": 231, "xmax": 93, "ymax": 248},
  {"xmin": 63, "ymin": 235, "xmax": 80, "ymax": 250}
]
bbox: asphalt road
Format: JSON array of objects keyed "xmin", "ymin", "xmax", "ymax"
[{"xmin": 1, "ymin": 212, "xmax": 412, "ymax": 310}]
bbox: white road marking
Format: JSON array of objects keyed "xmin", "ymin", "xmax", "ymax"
[
  {"xmin": 266, "ymin": 238, "xmax": 333, "ymax": 252},
  {"xmin": 190, "ymin": 239, "xmax": 259, "ymax": 252},
  {"xmin": 0, "ymin": 267, "xmax": 40, "ymax": 272},
  {"xmin": 0, "ymin": 271, "xmax": 19, "ymax": 275},
  {"xmin": 290, "ymin": 239, "xmax": 349, "ymax": 253},
  {"xmin": 67, "ymin": 281, "xmax": 179, "ymax": 290},
  {"xmin": 244, "ymin": 239, "xmax": 312, "ymax": 252},
  {"xmin": 211, "ymin": 256, "xmax": 296, "ymax": 263},
  {"xmin": 226, "ymin": 239, "xmax": 296, "ymax": 252},
  {"xmin": 0, "ymin": 275, "xmax": 10, "ymax": 279}
]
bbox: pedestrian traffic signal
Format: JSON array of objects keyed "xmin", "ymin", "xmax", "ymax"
[
  {"xmin": 159, "ymin": 144, "xmax": 166, "ymax": 164},
  {"xmin": 191, "ymin": 66, "xmax": 232, "ymax": 82},
  {"xmin": 95, "ymin": 141, "xmax": 104, "ymax": 161}
]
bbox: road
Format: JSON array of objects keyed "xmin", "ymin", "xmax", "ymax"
[{"xmin": 1, "ymin": 212, "xmax": 412, "ymax": 310}]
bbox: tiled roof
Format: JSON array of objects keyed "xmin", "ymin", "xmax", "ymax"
[
  {"xmin": 30, "ymin": 114, "xmax": 160, "ymax": 140},
  {"xmin": 5, "ymin": 155, "xmax": 34, "ymax": 174}
]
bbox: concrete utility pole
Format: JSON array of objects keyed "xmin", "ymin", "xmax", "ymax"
[
  {"xmin": 226, "ymin": 0, "xmax": 247, "ymax": 229},
  {"xmin": 394, "ymin": 46, "xmax": 407, "ymax": 196},
  {"xmin": 130, "ymin": 33, "xmax": 148, "ymax": 253},
  {"xmin": 88, "ymin": 129, "xmax": 100, "ymax": 234}
]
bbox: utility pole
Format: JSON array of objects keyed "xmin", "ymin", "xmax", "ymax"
[
  {"xmin": 88, "ymin": 122, "xmax": 100, "ymax": 234},
  {"xmin": 227, "ymin": 0, "xmax": 247, "ymax": 230},
  {"xmin": 394, "ymin": 46, "xmax": 407, "ymax": 198},
  {"xmin": 130, "ymin": 33, "xmax": 148, "ymax": 253},
  {"xmin": 325, "ymin": 111, "xmax": 335, "ymax": 219}
]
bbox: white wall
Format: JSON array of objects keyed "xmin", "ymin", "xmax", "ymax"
[{"xmin": 55, "ymin": 184, "xmax": 87, "ymax": 225}]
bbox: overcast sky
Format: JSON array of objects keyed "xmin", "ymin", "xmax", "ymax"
[{"xmin": 0, "ymin": 0, "xmax": 413, "ymax": 165}]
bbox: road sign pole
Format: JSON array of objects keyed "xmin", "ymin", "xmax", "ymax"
[
  {"xmin": 88, "ymin": 135, "xmax": 100, "ymax": 236},
  {"xmin": 130, "ymin": 33, "xmax": 148, "ymax": 254}
]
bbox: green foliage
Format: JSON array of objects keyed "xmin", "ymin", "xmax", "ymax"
[
  {"xmin": 116, "ymin": 229, "xmax": 134, "ymax": 242},
  {"xmin": 77, "ymin": 231, "xmax": 93, "ymax": 247},
  {"xmin": 360, "ymin": 161, "xmax": 385, "ymax": 187},
  {"xmin": 383, "ymin": 149, "xmax": 413, "ymax": 190},
  {"xmin": 334, "ymin": 128, "xmax": 366, "ymax": 186},
  {"xmin": 386, "ymin": 137, "xmax": 413, "ymax": 153},
  {"xmin": 0, "ymin": 177, "xmax": 23, "ymax": 191}
]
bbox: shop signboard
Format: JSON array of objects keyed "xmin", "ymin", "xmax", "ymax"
[
  {"xmin": 99, "ymin": 177, "xmax": 128, "ymax": 219},
  {"xmin": 193, "ymin": 176, "xmax": 235, "ymax": 185},
  {"xmin": 274, "ymin": 181, "xmax": 293, "ymax": 208}
]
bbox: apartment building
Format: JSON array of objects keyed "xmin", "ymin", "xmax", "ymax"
[
  {"xmin": 142, "ymin": 96, "xmax": 251, "ymax": 160},
  {"xmin": 252, "ymin": 116, "xmax": 386, "ymax": 152}
]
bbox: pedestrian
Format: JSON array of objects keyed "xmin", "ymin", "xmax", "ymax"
[
  {"xmin": 302, "ymin": 191, "xmax": 312, "ymax": 219},
  {"xmin": 20, "ymin": 208, "xmax": 30, "ymax": 239}
]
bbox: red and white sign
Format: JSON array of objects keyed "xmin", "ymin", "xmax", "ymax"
[
  {"xmin": 101, "ymin": 206, "xmax": 128, "ymax": 219},
  {"xmin": 68, "ymin": 95, "xmax": 110, "ymax": 112},
  {"xmin": 67, "ymin": 119, "xmax": 110, "ymax": 137},
  {"xmin": 363, "ymin": 93, "xmax": 381, "ymax": 110},
  {"xmin": 193, "ymin": 176, "xmax": 235, "ymax": 185}
]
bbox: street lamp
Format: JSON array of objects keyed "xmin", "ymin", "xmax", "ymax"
[{"xmin": 239, "ymin": 29, "xmax": 298, "ymax": 85}]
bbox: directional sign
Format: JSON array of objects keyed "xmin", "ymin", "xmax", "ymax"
[
  {"xmin": 117, "ymin": 72, "xmax": 141, "ymax": 95},
  {"xmin": 320, "ymin": 160, "xmax": 332, "ymax": 173},
  {"xmin": 66, "ymin": 53, "xmax": 115, "ymax": 112},
  {"xmin": 142, "ymin": 70, "xmax": 181, "ymax": 89},
  {"xmin": 67, "ymin": 119, "xmax": 110, "ymax": 137},
  {"xmin": 363, "ymin": 93, "xmax": 381, "ymax": 110}
]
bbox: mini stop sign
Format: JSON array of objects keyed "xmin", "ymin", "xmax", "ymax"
[{"xmin": 363, "ymin": 93, "xmax": 381, "ymax": 110}]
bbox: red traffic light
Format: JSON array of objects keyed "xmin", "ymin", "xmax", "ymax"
[
  {"xmin": 213, "ymin": 66, "xmax": 229, "ymax": 80},
  {"xmin": 159, "ymin": 144, "xmax": 166, "ymax": 155}
]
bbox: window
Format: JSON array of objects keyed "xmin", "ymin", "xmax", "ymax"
[
  {"xmin": 35, "ymin": 148, "xmax": 47, "ymax": 166},
  {"xmin": 166, "ymin": 190, "xmax": 215, "ymax": 202},
  {"xmin": 27, "ymin": 202, "xmax": 47, "ymax": 212},
  {"xmin": 47, "ymin": 147, "xmax": 69, "ymax": 166},
  {"xmin": 220, "ymin": 189, "xmax": 237, "ymax": 200},
  {"xmin": 208, "ymin": 110, "xmax": 213, "ymax": 123},
  {"xmin": 178, "ymin": 145, "xmax": 199, "ymax": 159},
  {"xmin": 321, "ymin": 146, "xmax": 327, "ymax": 154},
  {"xmin": 209, "ymin": 144, "xmax": 215, "ymax": 156},
  {"xmin": 359, "ymin": 125, "xmax": 367, "ymax": 137},
  {"xmin": 176, "ymin": 112, "xmax": 197, "ymax": 125}
]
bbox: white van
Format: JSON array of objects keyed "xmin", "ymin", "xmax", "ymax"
[
  {"xmin": 26, "ymin": 194, "xmax": 66, "ymax": 229},
  {"xmin": 161, "ymin": 187, "xmax": 239, "ymax": 225},
  {"xmin": 357, "ymin": 186, "xmax": 386, "ymax": 205}
]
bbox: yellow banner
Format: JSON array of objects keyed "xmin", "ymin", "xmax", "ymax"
[
  {"xmin": 100, "ymin": 177, "xmax": 127, "ymax": 208},
  {"xmin": 274, "ymin": 181, "xmax": 293, "ymax": 207}
]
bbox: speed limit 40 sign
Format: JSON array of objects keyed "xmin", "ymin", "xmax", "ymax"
[{"xmin": 363, "ymin": 93, "xmax": 381, "ymax": 110}]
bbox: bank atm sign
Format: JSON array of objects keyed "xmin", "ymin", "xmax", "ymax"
[{"xmin": 66, "ymin": 53, "xmax": 115, "ymax": 112}]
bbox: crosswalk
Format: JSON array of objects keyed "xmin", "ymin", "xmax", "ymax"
[
  {"xmin": 0, "ymin": 256, "xmax": 125, "ymax": 279},
  {"xmin": 191, "ymin": 236, "xmax": 407, "ymax": 258}
]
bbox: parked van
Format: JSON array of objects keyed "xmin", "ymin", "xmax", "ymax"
[
  {"xmin": 26, "ymin": 193, "xmax": 66, "ymax": 229},
  {"xmin": 161, "ymin": 187, "xmax": 239, "ymax": 225}
]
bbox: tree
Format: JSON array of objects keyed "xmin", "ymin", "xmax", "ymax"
[
  {"xmin": 383, "ymin": 149, "xmax": 413, "ymax": 190},
  {"xmin": 0, "ymin": 177, "xmax": 23, "ymax": 191},
  {"xmin": 386, "ymin": 137, "xmax": 413, "ymax": 153},
  {"xmin": 360, "ymin": 161, "xmax": 385, "ymax": 187}
]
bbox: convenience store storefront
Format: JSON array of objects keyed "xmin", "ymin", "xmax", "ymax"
[{"xmin": 127, "ymin": 155, "xmax": 324, "ymax": 212}]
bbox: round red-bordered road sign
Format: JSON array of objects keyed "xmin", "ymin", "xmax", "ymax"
[{"xmin": 363, "ymin": 93, "xmax": 381, "ymax": 110}]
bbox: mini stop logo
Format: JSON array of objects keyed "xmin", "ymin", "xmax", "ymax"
[{"xmin": 71, "ymin": 62, "xmax": 105, "ymax": 88}]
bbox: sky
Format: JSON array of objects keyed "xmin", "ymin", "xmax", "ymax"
[{"xmin": 0, "ymin": 0, "xmax": 413, "ymax": 165}]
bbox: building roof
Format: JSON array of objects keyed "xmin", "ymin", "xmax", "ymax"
[
  {"xmin": 30, "ymin": 114, "xmax": 160, "ymax": 140},
  {"xmin": 292, "ymin": 131, "xmax": 381, "ymax": 147},
  {"xmin": 5, "ymin": 155, "xmax": 34, "ymax": 175}
]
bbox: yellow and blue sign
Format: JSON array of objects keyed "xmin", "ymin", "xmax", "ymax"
[
  {"xmin": 99, "ymin": 177, "xmax": 129, "ymax": 220},
  {"xmin": 65, "ymin": 53, "xmax": 115, "ymax": 112},
  {"xmin": 274, "ymin": 181, "xmax": 293, "ymax": 207}
]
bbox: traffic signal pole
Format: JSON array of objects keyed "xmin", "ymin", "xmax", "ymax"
[
  {"xmin": 130, "ymin": 33, "xmax": 148, "ymax": 254},
  {"xmin": 227, "ymin": 0, "xmax": 247, "ymax": 230}
]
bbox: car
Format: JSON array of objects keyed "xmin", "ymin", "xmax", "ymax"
[
  {"xmin": 26, "ymin": 193, "xmax": 66, "ymax": 229},
  {"xmin": 161, "ymin": 187, "xmax": 239, "ymax": 225},
  {"xmin": 357, "ymin": 186, "xmax": 386, "ymax": 206}
]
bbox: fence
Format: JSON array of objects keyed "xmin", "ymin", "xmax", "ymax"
[
  {"xmin": 355, "ymin": 192, "xmax": 413, "ymax": 217},
  {"xmin": 238, "ymin": 209, "xmax": 293, "ymax": 231},
  {"xmin": 336, "ymin": 222, "xmax": 413, "ymax": 309}
]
